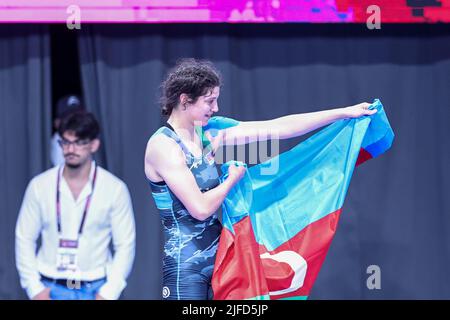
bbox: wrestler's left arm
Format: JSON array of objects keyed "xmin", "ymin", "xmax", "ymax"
[{"xmin": 213, "ymin": 102, "xmax": 376, "ymax": 147}]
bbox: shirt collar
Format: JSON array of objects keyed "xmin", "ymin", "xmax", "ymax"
[{"xmin": 59, "ymin": 160, "xmax": 97, "ymax": 203}]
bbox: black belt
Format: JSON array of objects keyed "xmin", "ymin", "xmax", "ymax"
[{"xmin": 40, "ymin": 275, "xmax": 105, "ymax": 287}]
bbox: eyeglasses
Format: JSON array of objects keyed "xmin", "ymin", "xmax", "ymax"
[{"xmin": 58, "ymin": 138, "xmax": 91, "ymax": 148}]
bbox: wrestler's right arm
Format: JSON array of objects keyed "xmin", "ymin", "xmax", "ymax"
[{"xmin": 144, "ymin": 134, "xmax": 245, "ymax": 221}]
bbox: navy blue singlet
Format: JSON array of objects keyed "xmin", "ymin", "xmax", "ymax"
[{"xmin": 148, "ymin": 123, "xmax": 222, "ymax": 300}]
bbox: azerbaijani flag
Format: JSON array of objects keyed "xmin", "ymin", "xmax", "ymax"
[{"xmin": 212, "ymin": 99, "xmax": 394, "ymax": 300}]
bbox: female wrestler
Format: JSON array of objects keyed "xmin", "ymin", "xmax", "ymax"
[{"xmin": 144, "ymin": 58, "xmax": 376, "ymax": 300}]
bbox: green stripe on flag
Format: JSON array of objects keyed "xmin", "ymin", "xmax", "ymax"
[
  {"xmin": 245, "ymin": 295, "xmax": 308, "ymax": 300},
  {"xmin": 278, "ymin": 296, "xmax": 308, "ymax": 300},
  {"xmin": 245, "ymin": 295, "xmax": 271, "ymax": 300}
]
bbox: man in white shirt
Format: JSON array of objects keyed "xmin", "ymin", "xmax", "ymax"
[
  {"xmin": 51, "ymin": 95, "xmax": 84, "ymax": 167},
  {"xmin": 16, "ymin": 111, "xmax": 136, "ymax": 300}
]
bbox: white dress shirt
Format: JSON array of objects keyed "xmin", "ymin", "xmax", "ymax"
[{"xmin": 15, "ymin": 161, "xmax": 136, "ymax": 300}]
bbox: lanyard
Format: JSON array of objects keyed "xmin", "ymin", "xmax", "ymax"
[{"xmin": 56, "ymin": 163, "xmax": 98, "ymax": 236}]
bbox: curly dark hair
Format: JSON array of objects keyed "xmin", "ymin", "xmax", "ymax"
[
  {"xmin": 58, "ymin": 111, "xmax": 100, "ymax": 141},
  {"xmin": 160, "ymin": 58, "xmax": 222, "ymax": 116}
]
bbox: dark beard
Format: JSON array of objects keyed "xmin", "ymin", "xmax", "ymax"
[{"xmin": 65, "ymin": 162, "xmax": 82, "ymax": 169}]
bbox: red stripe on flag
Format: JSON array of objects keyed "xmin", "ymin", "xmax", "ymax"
[
  {"xmin": 212, "ymin": 216, "xmax": 269, "ymax": 300},
  {"xmin": 260, "ymin": 209, "xmax": 342, "ymax": 299},
  {"xmin": 212, "ymin": 209, "xmax": 342, "ymax": 300},
  {"xmin": 356, "ymin": 147, "xmax": 373, "ymax": 167}
]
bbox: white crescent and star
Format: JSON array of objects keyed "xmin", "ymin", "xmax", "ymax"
[{"xmin": 260, "ymin": 250, "xmax": 308, "ymax": 296}]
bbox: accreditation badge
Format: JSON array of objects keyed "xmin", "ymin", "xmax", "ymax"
[{"xmin": 56, "ymin": 239, "xmax": 79, "ymax": 272}]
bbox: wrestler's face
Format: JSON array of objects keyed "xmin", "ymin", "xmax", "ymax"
[
  {"xmin": 183, "ymin": 86, "xmax": 220, "ymax": 126},
  {"xmin": 59, "ymin": 131, "xmax": 100, "ymax": 169}
]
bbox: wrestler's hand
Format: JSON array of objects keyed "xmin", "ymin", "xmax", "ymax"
[
  {"xmin": 227, "ymin": 163, "xmax": 246, "ymax": 185},
  {"xmin": 344, "ymin": 102, "xmax": 377, "ymax": 118},
  {"xmin": 32, "ymin": 287, "xmax": 51, "ymax": 300}
]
